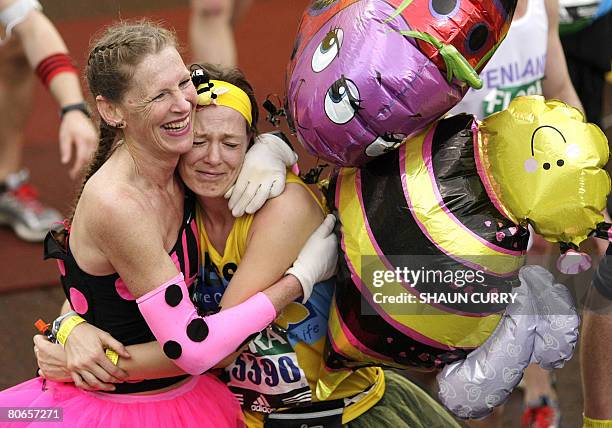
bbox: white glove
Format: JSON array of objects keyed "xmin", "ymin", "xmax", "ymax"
[
  {"xmin": 286, "ymin": 214, "xmax": 338, "ymax": 303},
  {"xmin": 225, "ymin": 132, "xmax": 298, "ymax": 217}
]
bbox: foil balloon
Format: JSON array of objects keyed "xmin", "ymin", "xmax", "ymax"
[
  {"xmin": 480, "ymin": 96, "xmax": 610, "ymax": 273},
  {"xmin": 438, "ymin": 265, "xmax": 579, "ymax": 419},
  {"xmin": 480, "ymin": 96, "xmax": 609, "ymax": 246},
  {"xmin": 317, "ymin": 96, "xmax": 609, "ymax": 401},
  {"xmin": 286, "ymin": 0, "xmax": 517, "ymax": 166}
]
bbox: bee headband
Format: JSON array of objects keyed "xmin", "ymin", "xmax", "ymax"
[{"xmin": 191, "ymin": 70, "xmax": 252, "ymax": 126}]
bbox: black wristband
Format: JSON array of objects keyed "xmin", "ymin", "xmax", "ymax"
[{"xmin": 60, "ymin": 102, "xmax": 91, "ymax": 119}]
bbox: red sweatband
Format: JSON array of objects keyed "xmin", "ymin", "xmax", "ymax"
[{"xmin": 34, "ymin": 53, "xmax": 78, "ymax": 89}]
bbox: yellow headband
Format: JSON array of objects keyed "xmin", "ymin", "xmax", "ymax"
[{"xmin": 195, "ymin": 79, "xmax": 252, "ymax": 126}]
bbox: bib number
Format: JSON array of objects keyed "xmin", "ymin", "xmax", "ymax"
[{"xmin": 226, "ymin": 326, "xmax": 311, "ymax": 412}]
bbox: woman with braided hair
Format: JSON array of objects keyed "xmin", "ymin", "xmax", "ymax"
[{"xmin": 0, "ymin": 20, "xmax": 337, "ymax": 427}]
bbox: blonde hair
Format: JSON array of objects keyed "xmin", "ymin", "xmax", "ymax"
[{"xmin": 70, "ymin": 20, "xmax": 178, "ymax": 223}]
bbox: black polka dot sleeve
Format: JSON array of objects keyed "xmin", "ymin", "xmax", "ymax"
[{"xmin": 136, "ymin": 272, "xmax": 277, "ymax": 375}]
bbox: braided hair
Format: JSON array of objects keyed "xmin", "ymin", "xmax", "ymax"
[{"xmin": 68, "ymin": 20, "xmax": 177, "ymax": 223}]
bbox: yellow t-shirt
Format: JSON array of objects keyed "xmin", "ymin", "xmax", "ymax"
[{"xmin": 192, "ymin": 173, "xmax": 384, "ymax": 427}]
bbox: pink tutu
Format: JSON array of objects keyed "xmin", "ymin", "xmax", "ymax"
[{"xmin": 0, "ymin": 375, "xmax": 244, "ymax": 427}]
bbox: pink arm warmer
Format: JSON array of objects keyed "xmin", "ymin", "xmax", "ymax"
[{"xmin": 136, "ymin": 273, "xmax": 277, "ymax": 375}]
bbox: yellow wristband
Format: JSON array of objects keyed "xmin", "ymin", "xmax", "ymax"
[
  {"xmin": 105, "ymin": 349, "xmax": 119, "ymax": 366},
  {"xmin": 584, "ymin": 415, "xmax": 612, "ymax": 428},
  {"xmin": 56, "ymin": 315, "xmax": 86, "ymax": 345}
]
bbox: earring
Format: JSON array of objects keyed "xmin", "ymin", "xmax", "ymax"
[{"xmin": 105, "ymin": 121, "xmax": 124, "ymax": 129}]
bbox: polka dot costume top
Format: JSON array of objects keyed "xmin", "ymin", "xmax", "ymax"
[{"xmin": 43, "ymin": 190, "xmax": 199, "ymax": 394}]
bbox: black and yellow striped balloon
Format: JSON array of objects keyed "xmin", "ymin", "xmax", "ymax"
[{"xmin": 322, "ymin": 114, "xmax": 529, "ymax": 375}]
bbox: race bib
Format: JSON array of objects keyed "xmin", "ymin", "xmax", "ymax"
[
  {"xmin": 226, "ymin": 325, "xmax": 312, "ymax": 413},
  {"xmin": 482, "ymin": 79, "xmax": 543, "ymax": 117}
]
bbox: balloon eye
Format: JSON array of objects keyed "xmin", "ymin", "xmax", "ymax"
[
  {"xmin": 312, "ymin": 28, "xmax": 343, "ymax": 72},
  {"xmin": 429, "ymin": 0, "xmax": 460, "ymax": 19},
  {"xmin": 466, "ymin": 24, "xmax": 489, "ymax": 53},
  {"xmin": 557, "ymin": 159, "xmax": 564, "ymax": 167},
  {"xmin": 324, "ymin": 77, "xmax": 361, "ymax": 124},
  {"xmin": 543, "ymin": 162, "xmax": 551, "ymax": 170}
]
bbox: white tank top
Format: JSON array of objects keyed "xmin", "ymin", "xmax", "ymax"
[{"xmin": 448, "ymin": 0, "xmax": 549, "ymax": 119}]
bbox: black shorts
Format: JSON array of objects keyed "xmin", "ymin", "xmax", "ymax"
[{"xmin": 592, "ymin": 243, "xmax": 612, "ymax": 301}]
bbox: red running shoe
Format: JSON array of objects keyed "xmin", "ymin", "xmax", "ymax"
[
  {"xmin": 521, "ymin": 396, "xmax": 561, "ymax": 428},
  {"xmin": 0, "ymin": 170, "xmax": 62, "ymax": 242}
]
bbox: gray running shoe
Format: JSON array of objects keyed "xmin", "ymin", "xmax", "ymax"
[{"xmin": 0, "ymin": 170, "xmax": 63, "ymax": 242}]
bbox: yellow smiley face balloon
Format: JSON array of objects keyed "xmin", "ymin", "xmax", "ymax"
[{"xmin": 478, "ymin": 96, "xmax": 610, "ymax": 246}]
